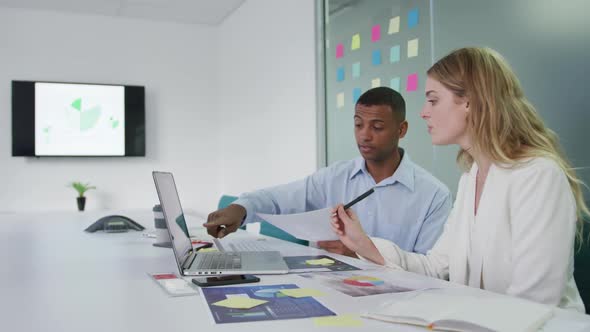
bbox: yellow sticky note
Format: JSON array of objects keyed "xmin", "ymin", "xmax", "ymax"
[
  {"xmin": 371, "ymin": 78, "xmax": 381, "ymax": 88},
  {"xmin": 280, "ymin": 288, "xmax": 326, "ymax": 298},
  {"xmin": 408, "ymin": 38, "xmax": 419, "ymax": 58},
  {"xmin": 388, "ymin": 16, "xmax": 400, "ymax": 34},
  {"xmin": 314, "ymin": 314, "xmax": 364, "ymax": 327},
  {"xmin": 351, "ymin": 33, "xmax": 361, "ymax": 50},
  {"xmin": 336, "ymin": 92, "xmax": 344, "ymax": 109},
  {"xmin": 198, "ymin": 248, "xmax": 218, "ymax": 252},
  {"xmin": 212, "ymin": 297, "xmax": 268, "ymax": 309},
  {"xmin": 305, "ymin": 258, "xmax": 335, "ymax": 266}
]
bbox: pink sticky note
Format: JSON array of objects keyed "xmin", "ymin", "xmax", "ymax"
[
  {"xmin": 336, "ymin": 43, "xmax": 344, "ymax": 58},
  {"xmin": 371, "ymin": 25, "xmax": 381, "ymax": 42},
  {"xmin": 407, "ymin": 73, "xmax": 418, "ymax": 91}
]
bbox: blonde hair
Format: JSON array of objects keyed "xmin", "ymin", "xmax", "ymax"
[{"xmin": 427, "ymin": 47, "xmax": 588, "ymax": 244}]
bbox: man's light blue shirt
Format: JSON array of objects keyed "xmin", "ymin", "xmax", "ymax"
[{"xmin": 234, "ymin": 150, "xmax": 452, "ymax": 254}]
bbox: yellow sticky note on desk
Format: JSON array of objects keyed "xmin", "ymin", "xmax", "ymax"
[
  {"xmin": 280, "ymin": 288, "xmax": 326, "ymax": 298},
  {"xmin": 212, "ymin": 297, "xmax": 268, "ymax": 309},
  {"xmin": 314, "ymin": 314, "xmax": 364, "ymax": 327},
  {"xmin": 198, "ymin": 248, "xmax": 218, "ymax": 252},
  {"xmin": 306, "ymin": 258, "xmax": 335, "ymax": 266}
]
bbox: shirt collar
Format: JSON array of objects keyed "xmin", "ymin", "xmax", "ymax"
[{"xmin": 349, "ymin": 148, "xmax": 416, "ymax": 191}]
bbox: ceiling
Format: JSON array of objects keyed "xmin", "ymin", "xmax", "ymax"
[{"xmin": 0, "ymin": 0, "xmax": 246, "ymax": 25}]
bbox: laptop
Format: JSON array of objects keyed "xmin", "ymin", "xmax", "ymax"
[{"xmin": 152, "ymin": 171, "xmax": 289, "ymax": 276}]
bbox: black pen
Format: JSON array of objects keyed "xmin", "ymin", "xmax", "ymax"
[{"xmin": 343, "ymin": 187, "xmax": 375, "ymax": 210}]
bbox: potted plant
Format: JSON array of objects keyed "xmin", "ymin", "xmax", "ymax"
[{"xmin": 70, "ymin": 182, "xmax": 96, "ymax": 211}]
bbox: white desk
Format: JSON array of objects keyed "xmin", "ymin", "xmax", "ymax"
[{"xmin": 1, "ymin": 210, "xmax": 589, "ymax": 332}]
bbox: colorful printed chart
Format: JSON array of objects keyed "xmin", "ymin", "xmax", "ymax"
[
  {"xmin": 253, "ymin": 288, "xmax": 289, "ymax": 298},
  {"xmin": 343, "ymin": 276, "xmax": 385, "ymax": 287},
  {"xmin": 201, "ymin": 284, "xmax": 335, "ymax": 324},
  {"xmin": 299, "ymin": 271, "xmax": 414, "ymax": 297}
]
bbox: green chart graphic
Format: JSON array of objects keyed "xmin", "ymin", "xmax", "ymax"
[{"xmin": 71, "ymin": 98, "xmax": 102, "ymax": 132}]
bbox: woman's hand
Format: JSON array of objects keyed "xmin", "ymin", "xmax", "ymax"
[
  {"xmin": 330, "ymin": 205, "xmax": 370, "ymax": 252},
  {"xmin": 330, "ymin": 204, "xmax": 385, "ymax": 265}
]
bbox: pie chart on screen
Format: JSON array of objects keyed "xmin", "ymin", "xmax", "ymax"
[{"xmin": 343, "ymin": 276, "xmax": 385, "ymax": 287}]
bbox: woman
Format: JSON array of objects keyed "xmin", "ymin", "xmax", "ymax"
[{"xmin": 331, "ymin": 47, "xmax": 588, "ymax": 312}]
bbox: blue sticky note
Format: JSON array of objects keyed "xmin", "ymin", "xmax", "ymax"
[
  {"xmin": 337, "ymin": 66, "xmax": 345, "ymax": 82},
  {"xmin": 408, "ymin": 8, "xmax": 419, "ymax": 28},
  {"xmin": 390, "ymin": 45, "xmax": 400, "ymax": 63},
  {"xmin": 390, "ymin": 77, "xmax": 401, "ymax": 91},
  {"xmin": 352, "ymin": 62, "xmax": 360, "ymax": 78},
  {"xmin": 353, "ymin": 88, "xmax": 362, "ymax": 103},
  {"xmin": 372, "ymin": 50, "xmax": 382, "ymax": 65}
]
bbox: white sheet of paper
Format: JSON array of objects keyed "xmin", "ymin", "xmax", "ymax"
[{"xmin": 257, "ymin": 208, "xmax": 338, "ymax": 241}]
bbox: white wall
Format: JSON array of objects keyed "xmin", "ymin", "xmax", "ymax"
[
  {"xmin": 0, "ymin": 8, "xmax": 221, "ymax": 213},
  {"xmin": 216, "ymin": 0, "xmax": 318, "ymax": 195},
  {"xmin": 0, "ymin": 1, "xmax": 318, "ymax": 215}
]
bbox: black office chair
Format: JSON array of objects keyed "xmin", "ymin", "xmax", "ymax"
[{"xmin": 574, "ymin": 214, "xmax": 590, "ymax": 314}]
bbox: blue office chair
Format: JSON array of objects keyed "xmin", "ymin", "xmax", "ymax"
[{"xmin": 217, "ymin": 195, "xmax": 308, "ymax": 246}]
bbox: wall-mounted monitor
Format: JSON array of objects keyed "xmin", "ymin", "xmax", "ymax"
[{"xmin": 12, "ymin": 80, "xmax": 145, "ymax": 157}]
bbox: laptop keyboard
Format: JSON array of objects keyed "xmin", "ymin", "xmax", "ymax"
[
  {"xmin": 193, "ymin": 252, "xmax": 242, "ymax": 270},
  {"xmin": 229, "ymin": 240, "xmax": 272, "ymax": 252}
]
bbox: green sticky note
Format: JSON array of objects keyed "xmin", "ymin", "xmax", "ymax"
[
  {"xmin": 280, "ymin": 288, "xmax": 326, "ymax": 298},
  {"xmin": 352, "ymin": 62, "xmax": 360, "ymax": 78},
  {"xmin": 351, "ymin": 33, "xmax": 360, "ymax": 50},
  {"xmin": 314, "ymin": 314, "xmax": 364, "ymax": 327},
  {"xmin": 390, "ymin": 45, "xmax": 400, "ymax": 63},
  {"xmin": 212, "ymin": 297, "xmax": 268, "ymax": 309}
]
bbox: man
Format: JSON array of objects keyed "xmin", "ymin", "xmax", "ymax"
[{"xmin": 204, "ymin": 87, "xmax": 452, "ymax": 256}]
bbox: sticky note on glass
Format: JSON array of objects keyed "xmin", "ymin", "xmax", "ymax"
[
  {"xmin": 280, "ymin": 288, "xmax": 326, "ymax": 298},
  {"xmin": 408, "ymin": 38, "xmax": 419, "ymax": 58},
  {"xmin": 388, "ymin": 16, "xmax": 400, "ymax": 34},
  {"xmin": 371, "ymin": 78, "xmax": 381, "ymax": 88},
  {"xmin": 352, "ymin": 62, "xmax": 360, "ymax": 78},
  {"xmin": 407, "ymin": 73, "xmax": 418, "ymax": 92},
  {"xmin": 336, "ymin": 93, "xmax": 344, "ymax": 109},
  {"xmin": 408, "ymin": 8, "xmax": 419, "ymax": 28},
  {"xmin": 314, "ymin": 314, "xmax": 364, "ymax": 327},
  {"xmin": 337, "ymin": 66, "xmax": 345, "ymax": 82},
  {"xmin": 336, "ymin": 43, "xmax": 344, "ymax": 59},
  {"xmin": 212, "ymin": 297, "xmax": 268, "ymax": 309},
  {"xmin": 371, "ymin": 24, "xmax": 381, "ymax": 42},
  {"xmin": 306, "ymin": 258, "xmax": 335, "ymax": 266},
  {"xmin": 351, "ymin": 33, "xmax": 361, "ymax": 50},
  {"xmin": 372, "ymin": 49, "xmax": 381, "ymax": 65},
  {"xmin": 390, "ymin": 77, "xmax": 401, "ymax": 91},
  {"xmin": 353, "ymin": 88, "xmax": 361, "ymax": 103},
  {"xmin": 390, "ymin": 45, "xmax": 400, "ymax": 63}
]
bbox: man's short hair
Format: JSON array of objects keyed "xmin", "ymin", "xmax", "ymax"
[{"xmin": 356, "ymin": 87, "xmax": 406, "ymax": 122}]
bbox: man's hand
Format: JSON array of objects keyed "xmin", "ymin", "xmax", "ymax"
[
  {"xmin": 203, "ymin": 204, "xmax": 247, "ymax": 238},
  {"xmin": 316, "ymin": 240, "xmax": 357, "ymax": 258}
]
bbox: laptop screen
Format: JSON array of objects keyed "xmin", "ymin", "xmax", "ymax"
[{"xmin": 152, "ymin": 171, "xmax": 193, "ymax": 272}]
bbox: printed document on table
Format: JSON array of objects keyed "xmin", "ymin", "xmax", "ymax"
[{"xmin": 256, "ymin": 208, "xmax": 338, "ymax": 241}]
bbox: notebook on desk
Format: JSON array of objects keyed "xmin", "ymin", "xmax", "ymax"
[
  {"xmin": 152, "ymin": 171, "xmax": 289, "ymax": 276},
  {"xmin": 363, "ymin": 288, "xmax": 553, "ymax": 332}
]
